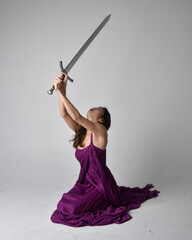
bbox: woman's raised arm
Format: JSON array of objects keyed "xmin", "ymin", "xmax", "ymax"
[
  {"xmin": 53, "ymin": 72, "xmax": 105, "ymax": 135},
  {"xmin": 53, "ymin": 72, "xmax": 80, "ymax": 132},
  {"xmin": 57, "ymin": 92, "xmax": 106, "ymax": 135}
]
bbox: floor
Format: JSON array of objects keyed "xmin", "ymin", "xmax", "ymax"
[{"xmin": 0, "ymin": 181, "xmax": 191, "ymax": 240}]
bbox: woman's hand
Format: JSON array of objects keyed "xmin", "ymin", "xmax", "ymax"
[{"xmin": 52, "ymin": 71, "xmax": 68, "ymax": 95}]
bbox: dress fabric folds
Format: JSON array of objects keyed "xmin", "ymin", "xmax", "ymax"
[{"xmin": 50, "ymin": 133, "xmax": 160, "ymax": 227}]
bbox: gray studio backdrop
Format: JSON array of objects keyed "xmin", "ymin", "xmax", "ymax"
[{"xmin": 1, "ymin": 0, "xmax": 192, "ymax": 194}]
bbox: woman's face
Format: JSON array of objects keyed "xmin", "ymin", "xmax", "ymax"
[{"xmin": 87, "ymin": 107, "xmax": 104, "ymax": 121}]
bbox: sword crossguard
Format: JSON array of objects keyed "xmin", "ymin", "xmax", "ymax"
[
  {"xmin": 47, "ymin": 61, "xmax": 74, "ymax": 95},
  {"xmin": 59, "ymin": 61, "xmax": 74, "ymax": 83}
]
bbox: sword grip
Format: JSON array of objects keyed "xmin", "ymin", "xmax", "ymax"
[{"xmin": 47, "ymin": 61, "xmax": 74, "ymax": 95}]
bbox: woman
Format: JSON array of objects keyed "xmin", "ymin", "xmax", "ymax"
[{"xmin": 50, "ymin": 71, "xmax": 160, "ymax": 227}]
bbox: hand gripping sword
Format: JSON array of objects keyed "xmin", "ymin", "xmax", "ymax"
[{"xmin": 47, "ymin": 14, "xmax": 111, "ymax": 95}]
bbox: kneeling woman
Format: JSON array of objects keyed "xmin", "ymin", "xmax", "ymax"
[{"xmin": 50, "ymin": 71, "xmax": 160, "ymax": 227}]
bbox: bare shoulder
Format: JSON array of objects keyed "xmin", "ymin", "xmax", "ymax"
[
  {"xmin": 92, "ymin": 124, "xmax": 108, "ymax": 150},
  {"xmin": 95, "ymin": 123, "xmax": 107, "ymax": 137}
]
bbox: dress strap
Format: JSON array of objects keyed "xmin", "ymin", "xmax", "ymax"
[{"xmin": 90, "ymin": 132, "xmax": 93, "ymax": 145}]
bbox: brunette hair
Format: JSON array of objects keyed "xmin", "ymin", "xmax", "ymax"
[{"xmin": 69, "ymin": 107, "xmax": 111, "ymax": 148}]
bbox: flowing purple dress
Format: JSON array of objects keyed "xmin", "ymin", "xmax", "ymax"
[{"xmin": 50, "ymin": 132, "xmax": 160, "ymax": 227}]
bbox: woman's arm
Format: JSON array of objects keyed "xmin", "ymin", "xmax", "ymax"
[
  {"xmin": 55, "ymin": 72, "xmax": 68, "ymax": 117},
  {"xmin": 58, "ymin": 90, "xmax": 106, "ymax": 135},
  {"xmin": 53, "ymin": 71, "xmax": 81, "ymax": 120},
  {"xmin": 53, "ymin": 72, "xmax": 80, "ymax": 132},
  {"xmin": 58, "ymin": 91, "xmax": 80, "ymax": 120},
  {"xmin": 53, "ymin": 72, "xmax": 106, "ymax": 135},
  {"xmin": 59, "ymin": 96, "xmax": 67, "ymax": 117}
]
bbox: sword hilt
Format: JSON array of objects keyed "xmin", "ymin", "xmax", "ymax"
[{"xmin": 47, "ymin": 61, "xmax": 74, "ymax": 95}]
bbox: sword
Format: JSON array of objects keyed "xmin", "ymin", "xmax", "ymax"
[{"xmin": 47, "ymin": 14, "xmax": 111, "ymax": 95}]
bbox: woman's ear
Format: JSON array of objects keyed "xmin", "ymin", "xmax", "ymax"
[{"xmin": 98, "ymin": 118, "xmax": 104, "ymax": 124}]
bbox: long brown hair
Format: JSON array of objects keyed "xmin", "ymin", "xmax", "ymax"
[{"xmin": 69, "ymin": 107, "xmax": 111, "ymax": 148}]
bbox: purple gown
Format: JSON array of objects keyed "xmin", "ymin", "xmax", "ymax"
[{"xmin": 50, "ymin": 132, "xmax": 160, "ymax": 227}]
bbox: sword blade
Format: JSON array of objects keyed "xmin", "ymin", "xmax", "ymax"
[{"xmin": 64, "ymin": 14, "xmax": 111, "ymax": 73}]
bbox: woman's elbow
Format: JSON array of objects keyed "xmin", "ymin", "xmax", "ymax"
[{"xmin": 74, "ymin": 113, "xmax": 81, "ymax": 122}]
